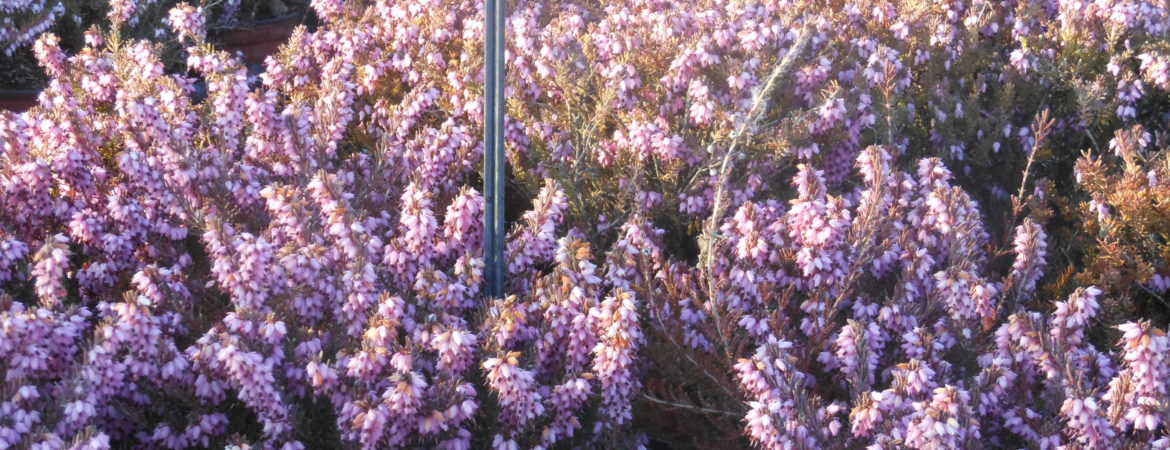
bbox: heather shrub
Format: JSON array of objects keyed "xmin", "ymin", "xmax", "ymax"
[
  {"xmin": 629, "ymin": 141, "xmax": 1167, "ymax": 447},
  {"xmin": 1, "ymin": 1, "xmax": 638, "ymax": 447},
  {"xmin": 0, "ymin": 0, "xmax": 1169, "ymax": 448}
]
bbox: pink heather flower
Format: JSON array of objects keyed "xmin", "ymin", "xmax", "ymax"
[
  {"xmin": 0, "ymin": 238, "xmax": 29, "ymax": 283},
  {"xmin": 1009, "ymin": 218, "xmax": 1048, "ymax": 301},
  {"xmin": 32, "ymin": 34, "xmax": 66, "ymax": 78},
  {"xmin": 727, "ymin": 201, "xmax": 767, "ymax": 266},
  {"xmin": 535, "ymin": 239, "xmax": 601, "ymax": 375},
  {"xmin": 893, "ymin": 358, "xmax": 938, "ymax": 399},
  {"xmin": 432, "ymin": 329, "xmax": 478, "ymax": 375},
  {"xmin": 934, "ymin": 270, "xmax": 996, "ymax": 325},
  {"xmin": 1108, "ymin": 125, "xmax": 1152, "ymax": 166},
  {"xmin": 543, "ymin": 376, "xmax": 592, "ymax": 446},
  {"xmin": 483, "ymin": 352, "xmax": 545, "ymax": 442},
  {"xmin": 83, "ymin": 29, "xmax": 102, "ymax": 48},
  {"xmin": 32, "ymin": 234, "xmax": 71, "ymax": 309},
  {"xmin": 1050, "ymin": 286, "xmax": 1102, "ymax": 347},
  {"xmin": 438, "ymin": 187, "xmax": 484, "ymax": 260},
  {"xmin": 1139, "ymin": 52, "xmax": 1170, "ymax": 90},
  {"xmin": 834, "ymin": 320, "xmax": 882, "ymax": 389},
  {"xmin": 1105, "ymin": 321, "xmax": 1169, "ymax": 432},
  {"xmin": 614, "ymin": 120, "xmax": 686, "ymax": 163},
  {"xmin": 108, "ymin": 0, "xmax": 136, "ymax": 25},
  {"xmin": 1061, "ymin": 395, "xmax": 1116, "ymax": 447},
  {"xmin": 905, "ymin": 386, "xmax": 980, "ymax": 448},
  {"xmin": 485, "ymin": 295, "xmax": 536, "ymax": 350},
  {"xmin": 1150, "ymin": 274, "xmax": 1170, "ymax": 294},
  {"xmin": 168, "ymin": 4, "xmax": 205, "ymax": 43},
  {"xmin": 848, "ymin": 391, "xmax": 890, "ymax": 438},
  {"xmin": 215, "ymin": 0, "xmax": 240, "ymax": 24},
  {"xmin": 311, "ymin": 0, "xmax": 347, "ymax": 22},
  {"xmin": 1116, "ymin": 77, "xmax": 1144, "ymax": 120},
  {"xmin": 591, "ymin": 289, "xmax": 642, "ymax": 433},
  {"xmin": 210, "ymin": 340, "xmax": 293, "ymax": 442},
  {"xmin": 1, "ymin": 301, "xmax": 88, "ymax": 384},
  {"xmin": 70, "ymin": 432, "xmax": 112, "ymax": 450},
  {"xmin": 505, "ymin": 180, "xmax": 568, "ymax": 290},
  {"xmin": 735, "ymin": 336, "xmax": 822, "ymax": 449},
  {"xmin": 1010, "ymin": 48, "xmax": 1034, "ymax": 74},
  {"xmin": 1089, "ymin": 194, "xmax": 1110, "ymax": 222},
  {"xmin": 146, "ymin": 413, "xmax": 227, "ymax": 448}
]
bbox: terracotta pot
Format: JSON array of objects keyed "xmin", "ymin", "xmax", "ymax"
[
  {"xmin": 0, "ymin": 89, "xmax": 39, "ymax": 113},
  {"xmin": 212, "ymin": 14, "xmax": 301, "ymax": 64}
]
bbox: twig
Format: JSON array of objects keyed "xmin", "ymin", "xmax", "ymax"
[
  {"xmin": 699, "ymin": 22, "xmax": 814, "ymax": 354},
  {"xmin": 1139, "ymin": 284, "xmax": 1170, "ymax": 308},
  {"xmin": 639, "ymin": 393, "xmax": 742, "ymax": 418},
  {"xmin": 1015, "ymin": 108, "xmax": 1051, "ymax": 209}
]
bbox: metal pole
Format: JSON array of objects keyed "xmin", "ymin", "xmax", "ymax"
[{"xmin": 484, "ymin": 0, "xmax": 506, "ymax": 299}]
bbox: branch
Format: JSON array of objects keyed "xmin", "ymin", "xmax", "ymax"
[
  {"xmin": 639, "ymin": 393, "xmax": 742, "ymax": 418},
  {"xmin": 699, "ymin": 22, "xmax": 815, "ymax": 353}
]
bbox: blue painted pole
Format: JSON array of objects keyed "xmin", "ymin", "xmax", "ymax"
[{"xmin": 484, "ymin": 0, "xmax": 506, "ymax": 299}]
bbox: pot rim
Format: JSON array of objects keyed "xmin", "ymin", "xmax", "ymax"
[
  {"xmin": 0, "ymin": 88, "xmax": 40, "ymax": 97},
  {"xmin": 211, "ymin": 11, "xmax": 304, "ymax": 34}
]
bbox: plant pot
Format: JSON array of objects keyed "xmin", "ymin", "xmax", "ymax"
[
  {"xmin": 0, "ymin": 89, "xmax": 39, "ymax": 113},
  {"xmin": 212, "ymin": 14, "xmax": 301, "ymax": 64}
]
